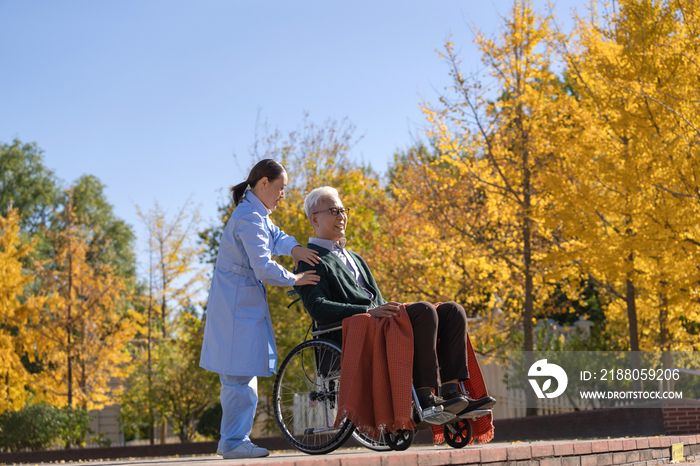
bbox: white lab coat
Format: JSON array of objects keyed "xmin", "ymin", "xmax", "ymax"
[{"xmin": 199, "ymin": 190, "xmax": 299, "ymax": 376}]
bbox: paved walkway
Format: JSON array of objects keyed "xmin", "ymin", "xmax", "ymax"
[{"xmin": 16, "ymin": 434, "xmax": 700, "ymax": 466}]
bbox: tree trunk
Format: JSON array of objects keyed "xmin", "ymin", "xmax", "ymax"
[
  {"xmin": 625, "ymin": 277, "xmax": 640, "ymax": 351},
  {"xmin": 626, "ymin": 275, "xmax": 642, "ymax": 391},
  {"xmin": 180, "ymin": 423, "xmax": 188, "ymax": 443},
  {"xmin": 521, "ymin": 126, "xmax": 537, "ymax": 416},
  {"xmin": 67, "ymin": 237, "xmax": 73, "ymax": 409},
  {"xmin": 148, "ymin": 298, "xmax": 154, "ymax": 445},
  {"xmin": 148, "ymin": 248, "xmax": 155, "ymax": 445},
  {"xmin": 65, "ymin": 234, "xmax": 74, "ymax": 450},
  {"xmin": 524, "ymin": 217, "xmax": 537, "ymax": 416},
  {"xmin": 659, "ymin": 292, "xmax": 669, "ymax": 352},
  {"xmin": 659, "ymin": 293, "xmax": 674, "ymax": 391},
  {"xmin": 160, "ymin": 243, "xmax": 167, "ymax": 338},
  {"xmin": 161, "ymin": 292, "xmax": 167, "ymax": 339},
  {"xmin": 523, "ymin": 219, "xmax": 534, "ymax": 354}
]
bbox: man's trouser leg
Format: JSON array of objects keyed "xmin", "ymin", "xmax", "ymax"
[
  {"xmin": 406, "ymin": 301, "xmax": 440, "ymax": 388},
  {"xmin": 218, "ymin": 374, "xmax": 257, "ymax": 453},
  {"xmin": 436, "ymin": 302, "xmax": 469, "ymax": 381}
]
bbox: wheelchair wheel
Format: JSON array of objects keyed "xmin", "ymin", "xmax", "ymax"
[
  {"xmin": 383, "ymin": 429, "xmax": 414, "ymax": 451},
  {"xmin": 273, "ymin": 339, "xmax": 355, "ymax": 455},
  {"xmin": 352, "ymin": 430, "xmax": 391, "ymax": 451},
  {"xmin": 443, "ymin": 419, "xmax": 472, "ymax": 448}
]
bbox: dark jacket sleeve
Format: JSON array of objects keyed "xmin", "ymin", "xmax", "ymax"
[{"xmin": 294, "ymin": 257, "xmax": 370, "ymax": 325}]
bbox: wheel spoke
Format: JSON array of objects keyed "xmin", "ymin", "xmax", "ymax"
[{"xmin": 273, "ymin": 340, "xmax": 354, "ymax": 454}]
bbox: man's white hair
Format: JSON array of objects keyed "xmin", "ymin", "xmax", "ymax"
[{"xmin": 304, "ymin": 186, "xmax": 340, "ymax": 219}]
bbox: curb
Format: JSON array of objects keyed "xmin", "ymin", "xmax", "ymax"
[
  {"xmin": 1, "ymin": 434, "xmax": 698, "ymax": 465},
  {"xmin": 257, "ymin": 434, "xmax": 700, "ymax": 466}
]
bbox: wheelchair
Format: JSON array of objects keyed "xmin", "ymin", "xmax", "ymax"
[{"xmin": 272, "ymin": 291, "xmax": 493, "ymax": 455}]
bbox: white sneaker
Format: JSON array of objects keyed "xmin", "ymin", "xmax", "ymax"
[{"xmin": 222, "ymin": 442, "xmax": 269, "ymax": 459}]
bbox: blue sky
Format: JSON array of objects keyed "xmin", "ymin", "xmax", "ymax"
[{"xmin": 1, "ymin": 0, "xmax": 581, "ymax": 274}]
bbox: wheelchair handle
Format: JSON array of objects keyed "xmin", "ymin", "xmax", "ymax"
[{"xmin": 286, "ymin": 289, "xmax": 301, "ymax": 308}]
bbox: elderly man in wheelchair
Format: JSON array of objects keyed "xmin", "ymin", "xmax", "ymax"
[{"xmin": 271, "ymin": 186, "xmax": 495, "ymax": 454}]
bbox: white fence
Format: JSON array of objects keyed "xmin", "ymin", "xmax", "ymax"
[
  {"xmin": 476, "ymin": 354, "xmax": 637, "ymax": 419},
  {"xmin": 292, "ymin": 393, "xmax": 339, "ymax": 436}
]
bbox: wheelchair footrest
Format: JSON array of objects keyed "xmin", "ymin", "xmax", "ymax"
[
  {"xmin": 422, "ymin": 406, "xmax": 458, "ymax": 425},
  {"xmin": 458, "ymin": 409, "xmax": 492, "ymax": 420}
]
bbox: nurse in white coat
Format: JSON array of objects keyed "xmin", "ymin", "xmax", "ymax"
[{"xmin": 200, "ymin": 159, "xmax": 319, "ymax": 460}]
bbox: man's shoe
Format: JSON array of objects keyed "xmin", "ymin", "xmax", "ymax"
[
  {"xmin": 418, "ymin": 392, "xmax": 469, "ymax": 415},
  {"xmin": 222, "ymin": 442, "xmax": 269, "ymax": 459},
  {"xmin": 441, "ymin": 386, "xmax": 467, "ymax": 401},
  {"xmin": 216, "ymin": 447, "xmax": 223, "ymax": 455},
  {"xmin": 418, "ymin": 391, "xmax": 442, "ymax": 409},
  {"xmin": 458, "ymin": 395, "xmax": 497, "ymax": 414}
]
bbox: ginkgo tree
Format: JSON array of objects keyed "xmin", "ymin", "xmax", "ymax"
[
  {"xmin": 120, "ymin": 310, "xmax": 218, "ymax": 443},
  {"xmin": 0, "ymin": 146, "xmax": 144, "ymax": 419},
  {"xmin": 137, "ymin": 200, "xmax": 204, "ymax": 338},
  {"xmin": 126, "ymin": 199, "xmax": 205, "ymax": 444},
  {"xmin": 0, "ymin": 209, "xmax": 34, "ymax": 414},
  {"xmin": 551, "ymin": 0, "xmax": 700, "ymax": 359},
  {"xmin": 421, "ymin": 0, "xmax": 577, "ymax": 360},
  {"xmin": 369, "ymin": 145, "xmax": 519, "ymax": 357},
  {"xmin": 24, "ymin": 190, "xmax": 140, "ymax": 410}
]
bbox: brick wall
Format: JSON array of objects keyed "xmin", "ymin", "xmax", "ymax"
[
  {"xmin": 492, "ymin": 402, "xmax": 700, "ymax": 442},
  {"xmin": 662, "ymin": 399, "xmax": 700, "ymax": 435},
  {"xmin": 494, "ymin": 404, "xmax": 667, "ymax": 442}
]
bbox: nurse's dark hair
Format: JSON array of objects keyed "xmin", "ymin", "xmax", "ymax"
[{"xmin": 231, "ymin": 159, "xmax": 286, "ymax": 206}]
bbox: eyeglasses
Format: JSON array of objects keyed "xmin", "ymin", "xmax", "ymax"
[{"xmin": 312, "ymin": 207, "xmax": 351, "ymax": 217}]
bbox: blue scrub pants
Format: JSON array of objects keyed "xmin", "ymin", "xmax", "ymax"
[{"xmin": 218, "ymin": 374, "xmax": 257, "ymax": 453}]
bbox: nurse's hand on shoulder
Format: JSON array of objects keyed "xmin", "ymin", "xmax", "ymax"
[
  {"xmin": 294, "ymin": 270, "xmax": 320, "ymax": 286},
  {"xmin": 292, "ymin": 246, "xmax": 320, "ymax": 269}
]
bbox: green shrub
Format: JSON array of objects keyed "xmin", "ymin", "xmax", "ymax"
[
  {"xmin": 195, "ymin": 402, "xmax": 221, "ymax": 440},
  {"xmin": 0, "ymin": 404, "xmax": 94, "ymax": 452},
  {"xmin": 58, "ymin": 406, "xmax": 92, "ymax": 447},
  {"xmin": 121, "ymin": 422, "xmax": 150, "ymax": 443},
  {"xmin": 88, "ymin": 432, "xmax": 112, "ymax": 447},
  {"xmin": 0, "ymin": 403, "xmax": 63, "ymax": 452}
]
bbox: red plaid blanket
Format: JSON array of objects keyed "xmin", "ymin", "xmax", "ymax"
[
  {"xmin": 334, "ymin": 305, "xmax": 416, "ymax": 438},
  {"xmin": 334, "ymin": 303, "xmax": 495, "ymax": 445},
  {"xmin": 431, "ymin": 334, "xmax": 495, "ymax": 445}
]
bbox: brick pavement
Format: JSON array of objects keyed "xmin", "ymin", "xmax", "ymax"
[{"xmin": 5, "ymin": 434, "xmax": 698, "ymax": 466}]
